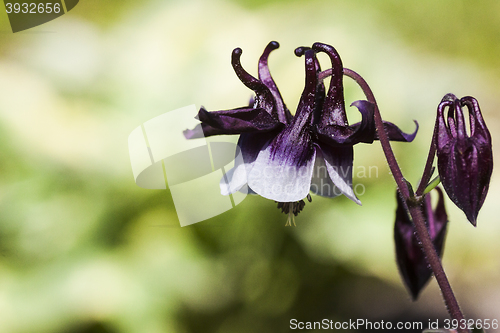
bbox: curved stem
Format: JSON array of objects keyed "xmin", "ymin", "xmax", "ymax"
[
  {"xmin": 406, "ymin": 203, "xmax": 466, "ymax": 328},
  {"xmin": 319, "ymin": 67, "xmax": 469, "ymax": 332},
  {"xmin": 341, "ymin": 68, "xmax": 410, "ymax": 199},
  {"xmin": 415, "ymin": 127, "xmax": 437, "ymax": 197}
]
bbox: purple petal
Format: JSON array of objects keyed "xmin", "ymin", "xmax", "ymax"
[
  {"xmin": 394, "ymin": 191, "xmax": 430, "ymax": 300},
  {"xmin": 375, "ymin": 120, "xmax": 419, "ymax": 142},
  {"xmin": 289, "ymin": 49, "xmax": 317, "ymax": 127},
  {"xmin": 232, "ymin": 48, "xmax": 279, "ymax": 119},
  {"xmin": 317, "ymin": 144, "xmax": 360, "ymax": 204},
  {"xmin": 183, "ymin": 123, "xmax": 206, "ymax": 139},
  {"xmin": 258, "ymin": 41, "xmax": 290, "ymax": 124},
  {"xmin": 348, "ymin": 100, "xmax": 376, "ymax": 143},
  {"xmin": 312, "ymin": 42, "xmax": 348, "ymax": 126},
  {"xmin": 438, "ymin": 140, "xmax": 483, "ymax": 225},
  {"xmin": 394, "ymin": 189, "xmax": 448, "ymax": 300},
  {"xmin": 462, "ymin": 96, "xmax": 491, "ymax": 142},
  {"xmin": 315, "ymin": 100, "xmax": 376, "ymax": 146},
  {"xmin": 295, "ymin": 46, "xmax": 325, "ymax": 125},
  {"xmin": 462, "ymin": 96, "xmax": 493, "ymax": 220},
  {"xmin": 436, "ymin": 98, "xmax": 454, "ymax": 151},
  {"xmin": 245, "ymin": 50, "xmax": 323, "ymax": 202},
  {"xmin": 183, "ymin": 106, "xmax": 283, "ymax": 139}
]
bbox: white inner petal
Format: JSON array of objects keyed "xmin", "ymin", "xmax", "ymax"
[{"xmin": 247, "ymin": 144, "xmax": 316, "ymax": 202}]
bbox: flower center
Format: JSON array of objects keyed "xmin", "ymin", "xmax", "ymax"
[{"xmin": 276, "ymin": 194, "xmax": 312, "ymax": 226}]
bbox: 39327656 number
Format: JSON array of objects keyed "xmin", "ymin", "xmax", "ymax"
[{"xmin": 5, "ymin": 2, "xmax": 61, "ymax": 14}]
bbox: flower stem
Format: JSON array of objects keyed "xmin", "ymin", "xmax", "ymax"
[
  {"xmin": 415, "ymin": 112, "xmax": 438, "ymax": 197},
  {"xmin": 321, "ymin": 67, "xmax": 469, "ymax": 332},
  {"xmin": 341, "ymin": 68, "xmax": 409, "ymax": 198},
  {"xmin": 406, "ymin": 202, "xmax": 467, "ymax": 329}
]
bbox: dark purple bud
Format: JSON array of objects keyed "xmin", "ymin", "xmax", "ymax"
[
  {"xmin": 435, "ymin": 94, "xmax": 493, "ymax": 226},
  {"xmin": 394, "ymin": 188, "xmax": 448, "ymax": 300}
]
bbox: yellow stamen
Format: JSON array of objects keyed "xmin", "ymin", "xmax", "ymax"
[{"xmin": 285, "ymin": 211, "xmax": 296, "ymax": 227}]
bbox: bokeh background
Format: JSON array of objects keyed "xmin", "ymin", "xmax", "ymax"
[{"xmin": 1, "ymin": 0, "xmax": 499, "ymax": 332}]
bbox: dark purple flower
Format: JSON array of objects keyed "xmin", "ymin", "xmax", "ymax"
[
  {"xmin": 245, "ymin": 45, "xmax": 371, "ymax": 205},
  {"xmin": 184, "ymin": 41, "xmax": 417, "ymax": 219},
  {"xmin": 435, "ymin": 94, "xmax": 493, "ymax": 226},
  {"xmin": 394, "ymin": 188, "xmax": 448, "ymax": 300}
]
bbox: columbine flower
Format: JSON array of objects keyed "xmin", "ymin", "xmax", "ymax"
[
  {"xmin": 184, "ymin": 41, "xmax": 417, "ymax": 224},
  {"xmin": 435, "ymin": 94, "xmax": 493, "ymax": 226},
  {"xmin": 394, "ymin": 188, "xmax": 448, "ymax": 300},
  {"xmin": 246, "ymin": 45, "xmax": 370, "ymax": 206}
]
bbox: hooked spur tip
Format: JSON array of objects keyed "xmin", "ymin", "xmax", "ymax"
[
  {"xmin": 231, "ymin": 48, "xmax": 243, "ymax": 66},
  {"xmin": 441, "ymin": 93, "xmax": 458, "ymax": 103},
  {"xmin": 267, "ymin": 41, "xmax": 280, "ymax": 49},
  {"xmin": 294, "ymin": 46, "xmax": 309, "ymax": 57},
  {"xmin": 232, "ymin": 47, "xmax": 242, "ymax": 56},
  {"xmin": 312, "ymin": 42, "xmax": 336, "ymax": 54}
]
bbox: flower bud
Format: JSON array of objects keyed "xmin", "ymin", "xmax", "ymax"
[
  {"xmin": 435, "ymin": 94, "xmax": 493, "ymax": 226},
  {"xmin": 394, "ymin": 188, "xmax": 448, "ymax": 300}
]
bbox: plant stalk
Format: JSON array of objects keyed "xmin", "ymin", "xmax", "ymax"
[{"xmin": 321, "ymin": 67, "xmax": 469, "ymax": 333}]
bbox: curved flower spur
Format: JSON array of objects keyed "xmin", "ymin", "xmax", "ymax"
[{"xmin": 184, "ymin": 41, "xmax": 417, "ymax": 225}]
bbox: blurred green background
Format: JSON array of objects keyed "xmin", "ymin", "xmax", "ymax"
[{"xmin": 0, "ymin": 0, "xmax": 499, "ymax": 332}]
